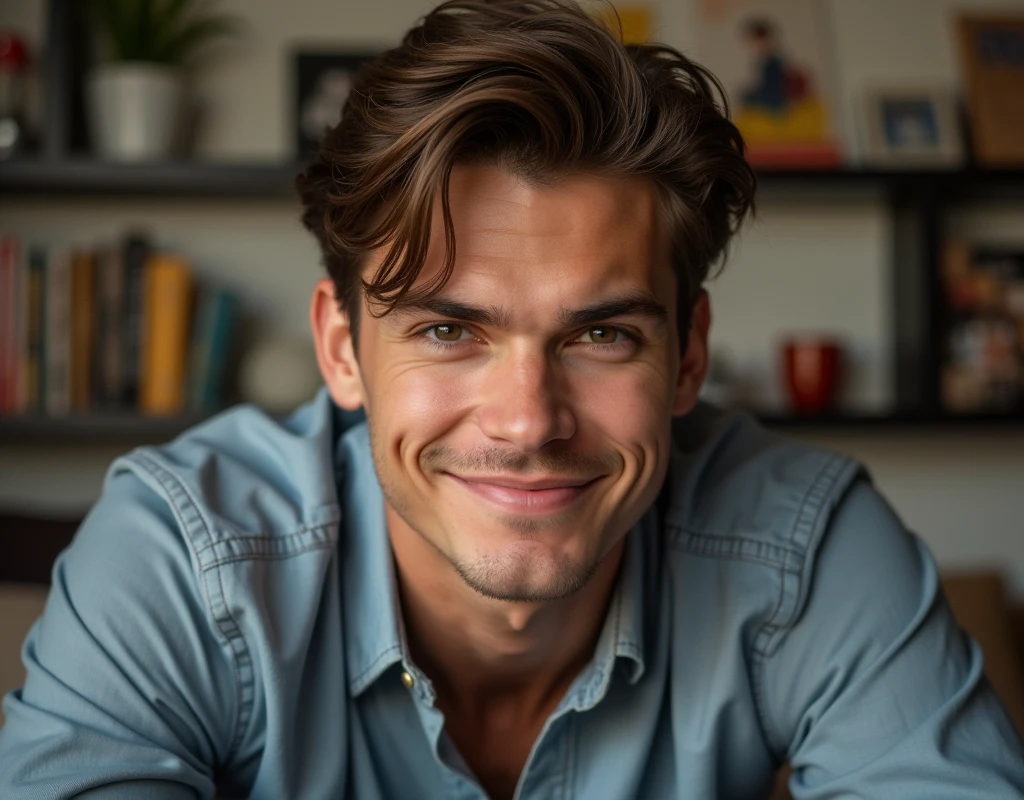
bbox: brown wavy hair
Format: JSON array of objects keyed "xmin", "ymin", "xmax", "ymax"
[{"xmin": 296, "ymin": 0, "xmax": 756, "ymax": 342}]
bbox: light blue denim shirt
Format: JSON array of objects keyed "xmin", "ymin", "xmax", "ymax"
[{"xmin": 2, "ymin": 387, "xmax": 1022, "ymax": 799}]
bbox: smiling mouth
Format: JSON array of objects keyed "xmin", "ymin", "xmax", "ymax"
[{"xmin": 446, "ymin": 473, "xmax": 600, "ymax": 514}]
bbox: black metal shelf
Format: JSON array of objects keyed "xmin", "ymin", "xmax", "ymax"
[
  {"xmin": 0, "ymin": 411, "xmax": 217, "ymax": 444},
  {"xmin": 755, "ymin": 410, "xmax": 1024, "ymax": 431},
  {"xmin": 0, "ymin": 158, "xmax": 301, "ymax": 198},
  {"xmin": 3, "ymin": 159, "xmax": 1024, "ymax": 199},
  {"xmin": 3, "ymin": 407, "xmax": 1023, "ymax": 445}
]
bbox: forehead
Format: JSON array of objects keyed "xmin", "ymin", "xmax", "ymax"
[{"xmin": 377, "ymin": 164, "xmax": 674, "ymax": 308}]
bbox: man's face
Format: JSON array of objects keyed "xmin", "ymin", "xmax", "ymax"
[{"xmin": 317, "ymin": 164, "xmax": 707, "ymax": 603}]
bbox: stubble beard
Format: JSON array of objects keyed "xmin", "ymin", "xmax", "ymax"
[
  {"xmin": 368, "ymin": 430, "xmax": 606, "ymax": 603},
  {"xmin": 382, "ymin": 479, "xmax": 602, "ymax": 603}
]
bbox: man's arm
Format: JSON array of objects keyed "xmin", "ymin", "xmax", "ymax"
[
  {"xmin": 761, "ymin": 480, "xmax": 1024, "ymax": 797},
  {"xmin": 0, "ymin": 468, "xmax": 238, "ymax": 799}
]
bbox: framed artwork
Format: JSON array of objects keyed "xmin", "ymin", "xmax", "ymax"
[
  {"xmin": 957, "ymin": 15, "xmax": 1024, "ymax": 167},
  {"xmin": 862, "ymin": 87, "xmax": 964, "ymax": 167},
  {"xmin": 940, "ymin": 240, "xmax": 1024, "ymax": 414},
  {"xmin": 293, "ymin": 50, "xmax": 379, "ymax": 160},
  {"xmin": 692, "ymin": 0, "xmax": 843, "ymax": 167}
]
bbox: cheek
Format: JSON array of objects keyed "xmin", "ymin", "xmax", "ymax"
[
  {"xmin": 571, "ymin": 365, "xmax": 673, "ymax": 449},
  {"xmin": 373, "ymin": 362, "xmax": 477, "ymax": 458}
]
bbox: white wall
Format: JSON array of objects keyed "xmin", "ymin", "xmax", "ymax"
[{"xmin": 1, "ymin": 0, "xmax": 1023, "ymax": 593}]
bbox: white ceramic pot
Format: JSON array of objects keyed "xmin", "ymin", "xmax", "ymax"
[{"xmin": 87, "ymin": 62, "xmax": 182, "ymax": 162}]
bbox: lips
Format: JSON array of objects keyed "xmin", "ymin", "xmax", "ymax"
[{"xmin": 446, "ymin": 473, "xmax": 598, "ymax": 514}]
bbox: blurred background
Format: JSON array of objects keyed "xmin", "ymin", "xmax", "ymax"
[{"xmin": 0, "ymin": 0, "xmax": 1022, "ymax": 611}]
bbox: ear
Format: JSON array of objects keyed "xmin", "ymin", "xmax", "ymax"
[
  {"xmin": 671, "ymin": 289, "xmax": 711, "ymax": 417},
  {"xmin": 310, "ymin": 277, "xmax": 365, "ymax": 411}
]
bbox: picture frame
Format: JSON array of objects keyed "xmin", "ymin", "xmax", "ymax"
[
  {"xmin": 691, "ymin": 0, "xmax": 844, "ymax": 168},
  {"xmin": 293, "ymin": 50, "xmax": 379, "ymax": 161},
  {"xmin": 957, "ymin": 15, "xmax": 1024, "ymax": 167},
  {"xmin": 862, "ymin": 87, "xmax": 964, "ymax": 167}
]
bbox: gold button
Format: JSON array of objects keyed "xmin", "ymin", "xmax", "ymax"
[{"xmin": 400, "ymin": 670, "xmax": 415, "ymax": 689}]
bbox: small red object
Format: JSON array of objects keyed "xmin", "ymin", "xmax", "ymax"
[
  {"xmin": 0, "ymin": 33, "xmax": 29, "ymax": 70},
  {"xmin": 782, "ymin": 337, "xmax": 844, "ymax": 415}
]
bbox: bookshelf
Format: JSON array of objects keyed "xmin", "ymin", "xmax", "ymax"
[
  {"xmin": 2, "ymin": 0, "xmax": 1024, "ymax": 444},
  {"xmin": 4, "ymin": 407, "xmax": 1024, "ymax": 445},
  {"xmin": 0, "ymin": 159, "xmax": 300, "ymax": 198},
  {"xmin": 0, "ymin": 411, "xmax": 215, "ymax": 444},
  {"xmin": 4, "ymin": 159, "xmax": 1024, "ymax": 200},
  {"xmin": 4, "ymin": 159, "xmax": 1024, "ymax": 441}
]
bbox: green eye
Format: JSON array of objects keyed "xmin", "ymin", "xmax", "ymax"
[{"xmin": 430, "ymin": 324, "xmax": 465, "ymax": 342}]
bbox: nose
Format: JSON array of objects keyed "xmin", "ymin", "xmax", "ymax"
[{"xmin": 477, "ymin": 350, "xmax": 577, "ymax": 453}]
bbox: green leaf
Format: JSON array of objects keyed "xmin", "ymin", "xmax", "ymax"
[
  {"xmin": 156, "ymin": 13, "xmax": 239, "ymax": 65},
  {"xmin": 149, "ymin": 0, "xmax": 196, "ymax": 63},
  {"xmin": 136, "ymin": 0, "xmax": 156, "ymax": 59},
  {"xmin": 89, "ymin": 0, "xmax": 239, "ymax": 65},
  {"xmin": 91, "ymin": 0, "xmax": 137, "ymax": 60}
]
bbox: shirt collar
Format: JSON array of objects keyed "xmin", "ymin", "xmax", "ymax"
[
  {"xmin": 606, "ymin": 517, "xmax": 647, "ymax": 685},
  {"xmin": 336, "ymin": 420, "xmax": 407, "ymax": 696},
  {"xmin": 334, "ymin": 412, "xmax": 650, "ymax": 697}
]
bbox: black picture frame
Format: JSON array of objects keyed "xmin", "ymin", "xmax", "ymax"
[{"xmin": 293, "ymin": 50, "xmax": 379, "ymax": 160}]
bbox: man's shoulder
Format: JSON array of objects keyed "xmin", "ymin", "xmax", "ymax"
[
  {"xmin": 661, "ymin": 401, "xmax": 866, "ymax": 575},
  {"xmin": 654, "ymin": 402, "xmax": 892, "ymax": 660},
  {"xmin": 107, "ymin": 387, "xmax": 344, "ymax": 572}
]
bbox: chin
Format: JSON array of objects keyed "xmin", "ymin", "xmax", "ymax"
[{"xmin": 450, "ymin": 538, "xmax": 600, "ymax": 603}]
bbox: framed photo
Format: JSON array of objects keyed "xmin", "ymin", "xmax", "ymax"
[
  {"xmin": 293, "ymin": 50, "xmax": 379, "ymax": 161},
  {"xmin": 940, "ymin": 240, "xmax": 1024, "ymax": 414},
  {"xmin": 957, "ymin": 16, "xmax": 1024, "ymax": 166},
  {"xmin": 862, "ymin": 87, "xmax": 964, "ymax": 167},
  {"xmin": 692, "ymin": 0, "xmax": 844, "ymax": 167}
]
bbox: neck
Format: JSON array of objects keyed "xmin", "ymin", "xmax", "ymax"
[{"xmin": 388, "ymin": 509, "xmax": 625, "ymax": 714}]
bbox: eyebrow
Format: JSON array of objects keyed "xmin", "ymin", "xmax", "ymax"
[
  {"xmin": 558, "ymin": 293, "xmax": 668, "ymax": 329},
  {"xmin": 388, "ymin": 291, "xmax": 668, "ymax": 330}
]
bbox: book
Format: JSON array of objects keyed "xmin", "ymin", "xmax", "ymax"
[
  {"xmin": 188, "ymin": 287, "xmax": 239, "ymax": 413},
  {"xmin": 188, "ymin": 284, "xmax": 239, "ymax": 411},
  {"xmin": 70, "ymin": 249, "xmax": 96, "ymax": 412},
  {"xmin": 12, "ymin": 237, "xmax": 32, "ymax": 415},
  {"xmin": 140, "ymin": 253, "xmax": 194, "ymax": 416},
  {"xmin": 43, "ymin": 247, "xmax": 72, "ymax": 417},
  {"xmin": 0, "ymin": 235, "xmax": 16, "ymax": 415},
  {"xmin": 95, "ymin": 244, "xmax": 125, "ymax": 408},
  {"xmin": 121, "ymin": 233, "xmax": 151, "ymax": 407},
  {"xmin": 958, "ymin": 16, "xmax": 1024, "ymax": 167},
  {"xmin": 24, "ymin": 247, "xmax": 45, "ymax": 414}
]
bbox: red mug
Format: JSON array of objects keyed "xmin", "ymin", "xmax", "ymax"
[{"xmin": 782, "ymin": 337, "xmax": 843, "ymax": 415}]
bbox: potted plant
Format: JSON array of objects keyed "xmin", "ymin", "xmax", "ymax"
[{"xmin": 87, "ymin": 0, "xmax": 240, "ymax": 162}]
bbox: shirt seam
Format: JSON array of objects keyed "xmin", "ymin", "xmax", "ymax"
[
  {"xmin": 204, "ymin": 538, "xmax": 338, "ymax": 570},
  {"xmin": 192, "ymin": 515, "xmax": 341, "ymax": 557},
  {"xmin": 125, "ymin": 449, "xmax": 255, "ymax": 766},
  {"xmin": 751, "ymin": 453, "xmax": 845, "ymax": 759},
  {"xmin": 665, "ymin": 527, "xmax": 802, "ymax": 571}
]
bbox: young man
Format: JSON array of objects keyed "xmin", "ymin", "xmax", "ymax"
[{"xmin": 2, "ymin": 1, "xmax": 1022, "ymax": 797}]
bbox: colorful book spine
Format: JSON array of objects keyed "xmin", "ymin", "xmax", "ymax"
[
  {"xmin": 121, "ymin": 233, "xmax": 151, "ymax": 408},
  {"xmin": 24, "ymin": 247, "xmax": 46, "ymax": 413},
  {"xmin": 70, "ymin": 249, "xmax": 96, "ymax": 412},
  {"xmin": 140, "ymin": 253, "xmax": 194, "ymax": 416},
  {"xmin": 0, "ymin": 235, "xmax": 15, "ymax": 415},
  {"xmin": 95, "ymin": 245, "xmax": 125, "ymax": 408},
  {"xmin": 188, "ymin": 287, "xmax": 239, "ymax": 412},
  {"xmin": 12, "ymin": 237, "xmax": 31, "ymax": 414},
  {"xmin": 44, "ymin": 248, "xmax": 72, "ymax": 417}
]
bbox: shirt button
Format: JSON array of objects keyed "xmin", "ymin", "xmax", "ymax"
[{"xmin": 400, "ymin": 670, "xmax": 415, "ymax": 689}]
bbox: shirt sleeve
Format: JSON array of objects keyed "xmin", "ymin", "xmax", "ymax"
[
  {"xmin": 0, "ymin": 467, "xmax": 239, "ymax": 799},
  {"xmin": 761, "ymin": 479, "xmax": 1024, "ymax": 797}
]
